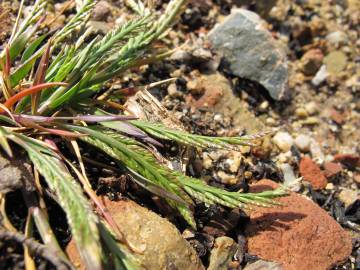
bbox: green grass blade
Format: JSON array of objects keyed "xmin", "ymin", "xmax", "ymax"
[
  {"xmin": 66, "ymin": 124, "xmax": 196, "ymax": 227},
  {"xmin": 10, "ymin": 54, "xmax": 39, "ymax": 87},
  {"xmin": 7, "ymin": 133, "xmax": 103, "ymax": 270},
  {"xmin": 131, "ymin": 120, "xmax": 264, "ymax": 150},
  {"xmin": 21, "ymin": 33, "xmax": 49, "ymax": 63}
]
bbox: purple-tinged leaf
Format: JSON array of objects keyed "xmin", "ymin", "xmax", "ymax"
[
  {"xmin": 101, "ymin": 120, "xmax": 163, "ymax": 147},
  {"xmin": 16, "ymin": 118, "xmax": 85, "ymax": 138},
  {"xmin": 32, "ymin": 40, "xmax": 52, "ymax": 113}
]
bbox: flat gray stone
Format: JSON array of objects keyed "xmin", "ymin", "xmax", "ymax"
[{"xmin": 208, "ymin": 9, "xmax": 289, "ymax": 100}]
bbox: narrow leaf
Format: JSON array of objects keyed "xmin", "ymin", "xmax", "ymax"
[
  {"xmin": 8, "ymin": 133, "xmax": 103, "ymax": 270},
  {"xmin": 21, "ymin": 33, "xmax": 49, "ymax": 63},
  {"xmin": 1, "ymin": 82, "xmax": 68, "ymax": 112}
]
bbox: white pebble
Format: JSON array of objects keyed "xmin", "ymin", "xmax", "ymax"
[
  {"xmin": 304, "ymin": 101, "xmax": 318, "ymax": 115},
  {"xmin": 338, "ymin": 188, "xmax": 359, "ymax": 208},
  {"xmin": 295, "ymin": 134, "xmax": 311, "ymax": 152},
  {"xmin": 310, "ymin": 139, "xmax": 325, "ymax": 163},
  {"xmin": 273, "ymin": 132, "xmax": 294, "ymax": 152},
  {"xmin": 280, "ymin": 163, "xmax": 301, "ymax": 192}
]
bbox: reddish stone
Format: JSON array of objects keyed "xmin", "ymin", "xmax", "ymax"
[
  {"xmin": 299, "ymin": 157, "xmax": 327, "ymax": 189},
  {"xmin": 330, "ymin": 109, "xmax": 346, "ymax": 125},
  {"xmin": 301, "ymin": 48, "xmax": 323, "ymax": 76},
  {"xmin": 193, "ymin": 86, "xmax": 224, "ymax": 108},
  {"xmin": 353, "ymin": 173, "xmax": 360, "ymax": 185},
  {"xmin": 245, "ymin": 179, "xmax": 352, "ymax": 270},
  {"xmin": 323, "ymin": 162, "xmax": 342, "ymax": 178},
  {"xmin": 333, "ymin": 154, "xmax": 360, "ymax": 169},
  {"xmin": 185, "ymin": 73, "xmax": 230, "ymax": 110}
]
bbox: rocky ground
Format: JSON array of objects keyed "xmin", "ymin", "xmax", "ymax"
[{"xmin": 1, "ymin": 0, "xmax": 359, "ymax": 270}]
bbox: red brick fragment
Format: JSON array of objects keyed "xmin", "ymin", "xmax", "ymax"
[
  {"xmin": 299, "ymin": 157, "xmax": 327, "ymax": 189},
  {"xmin": 245, "ymin": 179, "xmax": 352, "ymax": 270},
  {"xmin": 330, "ymin": 109, "xmax": 346, "ymax": 125},
  {"xmin": 323, "ymin": 162, "xmax": 342, "ymax": 178}
]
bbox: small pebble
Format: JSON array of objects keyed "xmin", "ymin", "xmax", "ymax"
[
  {"xmin": 171, "ymin": 49, "xmax": 191, "ymax": 61},
  {"xmin": 203, "ymin": 153, "xmax": 213, "ymax": 169},
  {"xmin": 295, "ymin": 134, "xmax": 311, "ymax": 152},
  {"xmin": 300, "ymin": 48, "xmax": 323, "ymax": 76},
  {"xmin": 326, "ymin": 183, "xmax": 334, "ymax": 190},
  {"xmin": 259, "ymin": 101, "xmax": 269, "ymax": 112},
  {"xmin": 326, "ymin": 31, "xmax": 348, "ymax": 46},
  {"xmin": 323, "ymin": 162, "xmax": 342, "ymax": 178},
  {"xmin": 273, "ymin": 131, "xmax": 294, "ymax": 152},
  {"xmin": 182, "ymin": 229, "xmax": 195, "ymax": 239},
  {"xmin": 324, "ymin": 51, "xmax": 348, "ymax": 75},
  {"xmin": 300, "ymin": 157, "xmax": 327, "ymax": 190},
  {"xmin": 338, "ymin": 188, "xmax": 359, "ymax": 208},
  {"xmin": 266, "ymin": 117, "xmax": 276, "ymax": 126},
  {"xmin": 310, "ymin": 139, "xmax": 325, "ymax": 163},
  {"xmin": 277, "ymin": 151, "xmax": 292, "ymax": 163},
  {"xmin": 167, "ymin": 83, "xmax": 179, "ymax": 97},
  {"xmin": 295, "ymin": 108, "xmax": 308, "ymax": 118},
  {"xmin": 217, "ymin": 171, "xmax": 238, "ymax": 185},
  {"xmin": 226, "ymin": 152, "xmax": 242, "ymax": 173},
  {"xmin": 302, "ymin": 116, "xmax": 319, "ymax": 125},
  {"xmin": 244, "ymin": 171, "xmax": 253, "ymax": 180},
  {"xmin": 305, "ymin": 102, "xmax": 318, "ymax": 115},
  {"xmin": 214, "ymin": 114, "xmax": 223, "ymax": 122},
  {"xmin": 312, "ymin": 65, "xmax": 328, "ymax": 86},
  {"xmin": 280, "ymin": 163, "xmax": 301, "ymax": 192},
  {"xmin": 353, "ymin": 173, "xmax": 360, "ymax": 185},
  {"xmin": 92, "ymin": 1, "xmax": 111, "ymax": 21}
]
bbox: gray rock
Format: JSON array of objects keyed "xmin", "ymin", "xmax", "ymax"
[
  {"xmin": 171, "ymin": 49, "xmax": 191, "ymax": 61},
  {"xmin": 0, "ymin": 153, "xmax": 33, "ymax": 194},
  {"xmin": 208, "ymin": 237, "xmax": 238, "ymax": 270},
  {"xmin": 192, "ymin": 47, "xmax": 213, "ymax": 61},
  {"xmin": 208, "ymin": 9, "xmax": 289, "ymax": 100},
  {"xmin": 243, "ymin": 260, "xmax": 283, "ymax": 270},
  {"xmin": 92, "ymin": 1, "xmax": 111, "ymax": 21}
]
